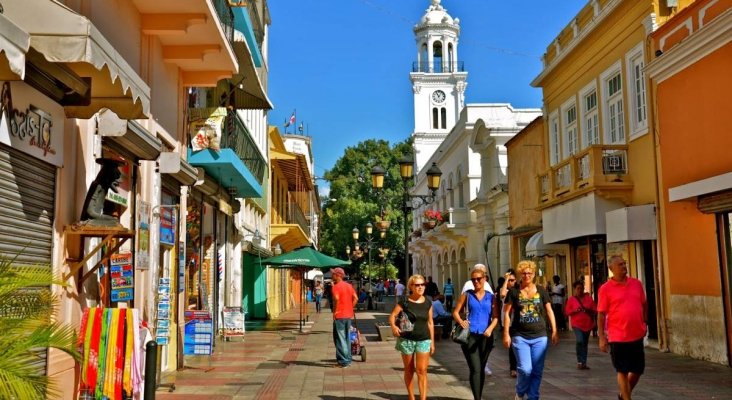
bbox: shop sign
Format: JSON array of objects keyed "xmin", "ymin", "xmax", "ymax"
[
  {"xmin": 160, "ymin": 207, "xmax": 176, "ymax": 246},
  {"xmin": 222, "ymin": 306, "xmax": 245, "ymax": 337},
  {"xmin": 188, "ymin": 107, "xmax": 226, "ymax": 152},
  {"xmin": 183, "ymin": 310, "xmax": 213, "ymax": 355},
  {"xmin": 110, "ymin": 253, "xmax": 134, "ymax": 302},
  {"xmin": 137, "ymin": 201, "xmax": 150, "ymax": 270},
  {"xmin": 0, "ymin": 81, "xmax": 64, "ymax": 167}
]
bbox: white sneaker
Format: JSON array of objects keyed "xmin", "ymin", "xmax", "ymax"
[{"xmin": 484, "ymin": 365, "xmax": 492, "ymax": 375}]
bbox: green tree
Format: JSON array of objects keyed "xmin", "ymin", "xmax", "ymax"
[
  {"xmin": 320, "ymin": 138, "xmax": 413, "ymax": 279},
  {"xmin": 0, "ymin": 255, "xmax": 79, "ymax": 399}
]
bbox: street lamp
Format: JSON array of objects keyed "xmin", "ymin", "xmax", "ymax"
[
  {"xmin": 348, "ymin": 221, "xmax": 387, "ymax": 306},
  {"xmin": 371, "ymin": 154, "xmax": 441, "ymax": 286}
]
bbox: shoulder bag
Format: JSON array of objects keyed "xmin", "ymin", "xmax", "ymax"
[
  {"xmin": 450, "ymin": 294, "xmax": 470, "ymax": 345},
  {"xmin": 396, "ymin": 302, "xmax": 414, "ymax": 335}
]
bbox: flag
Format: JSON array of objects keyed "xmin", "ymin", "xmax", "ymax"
[{"xmin": 284, "ymin": 110, "xmax": 296, "ymax": 127}]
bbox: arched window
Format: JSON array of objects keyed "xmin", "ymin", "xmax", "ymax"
[
  {"xmin": 457, "ymin": 168, "xmax": 465, "ymax": 207},
  {"xmin": 433, "ymin": 108, "xmax": 438, "ymax": 129},
  {"xmin": 441, "ymin": 108, "xmax": 447, "ymax": 129},
  {"xmin": 449, "ymin": 175, "xmax": 455, "ymax": 208},
  {"xmin": 432, "ymin": 41, "xmax": 443, "ymax": 73},
  {"xmin": 448, "ymin": 43, "xmax": 454, "ymax": 72},
  {"xmin": 420, "ymin": 43, "xmax": 429, "ymax": 72}
]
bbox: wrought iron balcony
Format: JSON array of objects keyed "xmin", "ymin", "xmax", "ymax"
[
  {"xmin": 213, "ymin": 0, "xmax": 235, "ymax": 46},
  {"xmin": 538, "ymin": 144, "xmax": 633, "ymax": 208},
  {"xmin": 412, "ymin": 61, "xmax": 465, "ymax": 73}
]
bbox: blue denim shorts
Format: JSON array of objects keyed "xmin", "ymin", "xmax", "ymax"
[{"xmin": 395, "ymin": 337, "xmax": 431, "ymax": 355}]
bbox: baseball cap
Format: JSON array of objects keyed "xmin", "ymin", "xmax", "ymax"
[{"xmin": 331, "ymin": 267, "xmax": 345, "ymax": 277}]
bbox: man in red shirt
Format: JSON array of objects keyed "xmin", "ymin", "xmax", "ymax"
[
  {"xmin": 598, "ymin": 256, "xmax": 648, "ymax": 400},
  {"xmin": 331, "ymin": 267, "xmax": 358, "ymax": 368}
]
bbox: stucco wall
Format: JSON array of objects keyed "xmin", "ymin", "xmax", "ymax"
[{"xmin": 669, "ymin": 294, "xmax": 727, "ymax": 364}]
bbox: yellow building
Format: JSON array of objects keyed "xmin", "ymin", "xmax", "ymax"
[
  {"xmin": 506, "ymin": 117, "xmax": 567, "ymax": 287},
  {"xmin": 531, "ymin": 0, "xmax": 695, "ymax": 349}
]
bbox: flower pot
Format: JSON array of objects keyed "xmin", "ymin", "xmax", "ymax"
[
  {"xmin": 422, "ymin": 221, "xmax": 436, "ymax": 230},
  {"xmin": 376, "ymin": 220, "xmax": 391, "ymax": 231}
]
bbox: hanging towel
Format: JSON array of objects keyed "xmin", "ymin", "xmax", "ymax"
[
  {"xmin": 113, "ymin": 309, "xmax": 126, "ymax": 400},
  {"xmin": 132, "ymin": 310, "xmax": 143, "ymax": 398},
  {"xmin": 123, "ymin": 308, "xmax": 134, "ymax": 397},
  {"xmin": 96, "ymin": 308, "xmax": 111, "ymax": 399}
]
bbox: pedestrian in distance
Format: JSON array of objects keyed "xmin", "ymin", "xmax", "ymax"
[
  {"xmin": 425, "ymin": 275, "xmax": 439, "ymax": 299},
  {"xmin": 452, "ymin": 267, "xmax": 500, "ymax": 400},
  {"xmin": 330, "ymin": 267, "xmax": 358, "ymax": 368},
  {"xmin": 389, "ymin": 274, "xmax": 434, "ymax": 400},
  {"xmin": 565, "ymin": 280, "xmax": 596, "ymax": 370},
  {"xmin": 431, "ymin": 294, "xmax": 453, "ymax": 338},
  {"xmin": 502, "ymin": 260, "xmax": 559, "ymax": 400},
  {"xmin": 598, "ymin": 256, "xmax": 648, "ymax": 400},
  {"xmin": 500, "ymin": 269, "xmax": 518, "ymax": 378},
  {"xmin": 443, "ymin": 277, "xmax": 455, "ymax": 310},
  {"xmin": 549, "ymin": 275, "xmax": 567, "ymax": 331},
  {"xmin": 395, "ymin": 279, "xmax": 406, "ymax": 300},
  {"xmin": 314, "ymin": 280, "xmax": 324, "ymax": 313}
]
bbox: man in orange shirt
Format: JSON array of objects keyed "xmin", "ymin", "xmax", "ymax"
[
  {"xmin": 331, "ymin": 267, "xmax": 358, "ymax": 368},
  {"xmin": 598, "ymin": 256, "xmax": 648, "ymax": 400}
]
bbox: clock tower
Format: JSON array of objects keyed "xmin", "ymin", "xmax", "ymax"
[{"xmin": 411, "ymin": 0, "xmax": 467, "ymax": 172}]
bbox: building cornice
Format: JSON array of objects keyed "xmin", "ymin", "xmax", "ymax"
[
  {"xmin": 646, "ymin": 9, "xmax": 731, "ymax": 83},
  {"xmin": 531, "ymin": 0, "xmax": 622, "ymax": 87}
]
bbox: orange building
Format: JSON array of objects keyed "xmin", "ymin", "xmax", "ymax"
[{"xmin": 647, "ymin": 0, "xmax": 732, "ymax": 365}]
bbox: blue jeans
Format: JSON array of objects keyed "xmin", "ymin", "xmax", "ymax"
[
  {"xmin": 315, "ymin": 295, "xmax": 322, "ymax": 312},
  {"xmin": 512, "ymin": 336, "xmax": 548, "ymax": 400},
  {"xmin": 333, "ymin": 318, "xmax": 352, "ymax": 366},
  {"xmin": 573, "ymin": 328, "xmax": 590, "ymax": 365}
]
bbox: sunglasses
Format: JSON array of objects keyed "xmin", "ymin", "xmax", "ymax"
[
  {"xmin": 470, "ymin": 277, "xmax": 484, "ymax": 282},
  {"xmin": 413, "ymin": 283, "xmax": 426, "ymax": 287},
  {"xmin": 508, "ymin": 279, "xmax": 516, "ymax": 282}
]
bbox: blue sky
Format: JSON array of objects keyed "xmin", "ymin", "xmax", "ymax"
[{"xmin": 267, "ymin": 0, "xmax": 587, "ymax": 194}]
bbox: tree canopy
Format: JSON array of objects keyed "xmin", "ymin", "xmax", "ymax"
[{"xmin": 319, "ymin": 138, "xmax": 413, "ymax": 279}]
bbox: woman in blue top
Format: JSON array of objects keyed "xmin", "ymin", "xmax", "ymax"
[{"xmin": 452, "ymin": 266, "xmax": 500, "ymax": 400}]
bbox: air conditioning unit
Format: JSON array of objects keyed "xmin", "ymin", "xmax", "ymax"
[{"xmin": 602, "ymin": 152, "xmax": 627, "ymax": 175}]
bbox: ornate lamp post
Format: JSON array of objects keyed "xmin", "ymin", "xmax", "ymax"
[
  {"xmin": 371, "ymin": 154, "xmax": 441, "ymax": 286},
  {"xmin": 347, "ymin": 221, "xmax": 388, "ymax": 309}
]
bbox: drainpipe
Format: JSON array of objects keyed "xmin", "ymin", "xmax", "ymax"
[{"xmin": 647, "ymin": 34, "xmax": 670, "ymax": 353}]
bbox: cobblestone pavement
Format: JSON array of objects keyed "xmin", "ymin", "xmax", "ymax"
[{"xmin": 158, "ymin": 296, "xmax": 732, "ymax": 399}]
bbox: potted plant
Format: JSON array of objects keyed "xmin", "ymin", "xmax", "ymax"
[
  {"xmin": 422, "ymin": 209, "xmax": 443, "ymax": 229},
  {"xmin": 0, "ymin": 255, "xmax": 79, "ymax": 398},
  {"xmin": 374, "ymin": 214, "xmax": 391, "ymax": 231}
]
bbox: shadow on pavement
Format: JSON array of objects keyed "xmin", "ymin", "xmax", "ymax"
[{"xmin": 370, "ymin": 393, "xmax": 465, "ymax": 400}]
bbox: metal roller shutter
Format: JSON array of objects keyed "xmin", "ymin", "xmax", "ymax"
[
  {"xmin": 0, "ymin": 143, "xmax": 56, "ymax": 376},
  {"xmin": 0, "ymin": 144, "xmax": 56, "ymax": 265}
]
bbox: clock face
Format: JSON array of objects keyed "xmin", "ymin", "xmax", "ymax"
[{"xmin": 432, "ymin": 90, "xmax": 446, "ymax": 104}]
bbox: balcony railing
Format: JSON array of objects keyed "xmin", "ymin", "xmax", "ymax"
[
  {"xmin": 225, "ymin": 112, "xmax": 266, "ymax": 184},
  {"xmin": 412, "ymin": 61, "xmax": 465, "ymax": 73},
  {"xmin": 213, "ymin": 0, "xmax": 235, "ymax": 46},
  {"xmin": 537, "ymin": 144, "xmax": 632, "ymax": 207},
  {"xmin": 274, "ymin": 201, "xmax": 310, "ymax": 237}
]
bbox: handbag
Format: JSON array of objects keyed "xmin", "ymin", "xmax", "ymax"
[
  {"xmin": 451, "ymin": 295, "xmax": 470, "ymax": 345},
  {"xmin": 396, "ymin": 302, "xmax": 414, "ymax": 334}
]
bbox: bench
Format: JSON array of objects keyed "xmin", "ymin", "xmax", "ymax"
[{"xmin": 375, "ymin": 322, "xmax": 395, "ymax": 341}]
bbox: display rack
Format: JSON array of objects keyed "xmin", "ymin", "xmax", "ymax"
[{"xmin": 64, "ymin": 224, "xmax": 135, "ymax": 303}]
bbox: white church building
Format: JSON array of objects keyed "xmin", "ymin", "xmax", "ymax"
[{"xmin": 408, "ymin": 0, "xmax": 541, "ymax": 288}]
